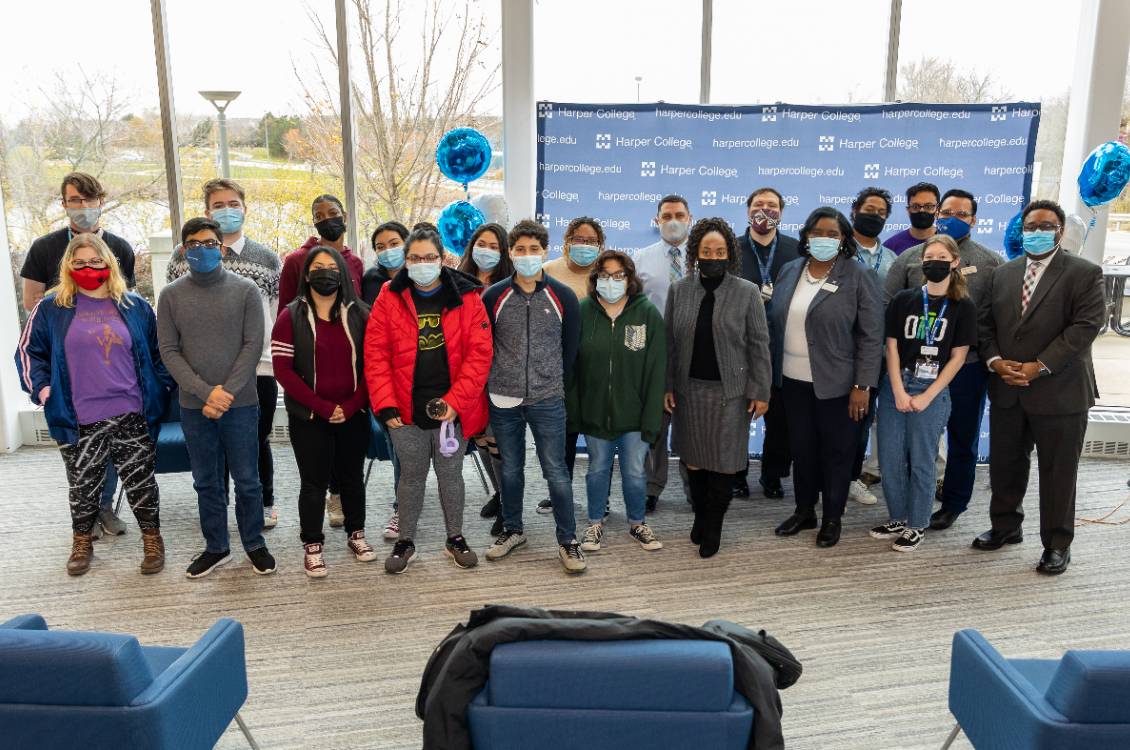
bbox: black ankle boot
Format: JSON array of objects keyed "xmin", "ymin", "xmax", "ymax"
[{"xmin": 699, "ymin": 475, "xmax": 732, "ymax": 558}]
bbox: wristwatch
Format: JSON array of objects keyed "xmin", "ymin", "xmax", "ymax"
[
  {"xmin": 1037, "ymin": 363, "xmax": 1051, "ymax": 377},
  {"xmin": 852, "ymin": 384, "xmax": 870, "ymax": 393}
]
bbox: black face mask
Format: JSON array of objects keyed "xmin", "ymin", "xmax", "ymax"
[
  {"xmin": 308, "ymin": 269, "xmax": 342, "ymax": 296},
  {"xmin": 315, "ymin": 216, "xmax": 347, "ymax": 242},
  {"xmin": 853, "ymin": 212, "xmax": 886, "ymax": 239},
  {"xmin": 921, "ymin": 260, "xmax": 952, "ymax": 283},
  {"xmin": 909, "ymin": 211, "xmax": 936, "ymax": 230},
  {"xmin": 698, "ymin": 259, "xmax": 728, "ymax": 279}
]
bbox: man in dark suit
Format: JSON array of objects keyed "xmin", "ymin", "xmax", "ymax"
[
  {"xmin": 973, "ymin": 199, "xmax": 1106, "ymax": 575},
  {"xmin": 736, "ymin": 187, "xmax": 800, "ymax": 500}
]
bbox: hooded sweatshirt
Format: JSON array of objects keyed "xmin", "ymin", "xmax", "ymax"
[{"xmin": 278, "ymin": 236, "xmax": 364, "ymax": 310}]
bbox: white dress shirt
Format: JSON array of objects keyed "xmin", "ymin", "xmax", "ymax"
[{"xmin": 633, "ymin": 239, "xmax": 687, "ymax": 319}]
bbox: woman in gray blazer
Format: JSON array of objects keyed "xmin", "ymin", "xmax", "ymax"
[
  {"xmin": 664, "ymin": 218, "xmax": 771, "ymax": 558},
  {"xmin": 767, "ymin": 207, "xmax": 883, "ymax": 548}
]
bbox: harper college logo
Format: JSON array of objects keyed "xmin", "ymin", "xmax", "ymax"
[
  {"xmin": 701, "ymin": 190, "xmax": 717, "ymax": 206},
  {"xmin": 990, "ymin": 105, "xmax": 1007, "ymax": 122},
  {"xmin": 595, "ymin": 133, "xmax": 611, "ymax": 149},
  {"xmin": 818, "ymin": 135, "xmax": 835, "ymax": 152},
  {"xmin": 761, "ymin": 106, "xmax": 777, "ymax": 122},
  {"xmin": 863, "ymin": 163, "xmax": 880, "ymax": 180},
  {"xmin": 976, "ymin": 218, "xmax": 994, "ymax": 235},
  {"xmin": 640, "ymin": 161, "xmax": 656, "ymax": 177},
  {"xmin": 536, "ymin": 213, "xmax": 551, "ymax": 225},
  {"xmin": 537, "ymin": 102, "xmax": 553, "ymax": 118}
]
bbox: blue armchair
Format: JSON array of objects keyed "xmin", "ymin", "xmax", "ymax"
[
  {"xmin": 944, "ymin": 629, "xmax": 1130, "ymax": 749},
  {"xmin": 114, "ymin": 390, "xmax": 192, "ymax": 514},
  {"xmin": 0, "ymin": 614, "xmax": 259, "ymax": 749},
  {"xmin": 468, "ymin": 639, "xmax": 754, "ymax": 750}
]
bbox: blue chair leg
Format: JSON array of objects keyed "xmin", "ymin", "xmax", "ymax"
[
  {"xmin": 235, "ymin": 712, "xmax": 261, "ymax": 750},
  {"xmin": 940, "ymin": 722, "xmax": 961, "ymax": 750}
]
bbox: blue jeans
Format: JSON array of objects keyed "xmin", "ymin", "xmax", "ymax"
[
  {"xmin": 584, "ymin": 432, "xmax": 649, "ymax": 525},
  {"xmin": 877, "ymin": 372, "xmax": 952, "ymax": 529},
  {"xmin": 181, "ymin": 405, "xmax": 265, "ymax": 554},
  {"xmin": 100, "ymin": 462, "xmax": 118, "ymax": 509},
  {"xmin": 490, "ymin": 397, "xmax": 577, "ymax": 545},
  {"xmin": 371, "ymin": 416, "xmax": 402, "ymax": 509},
  {"xmin": 940, "ymin": 360, "xmax": 988, "ymax": 514}
]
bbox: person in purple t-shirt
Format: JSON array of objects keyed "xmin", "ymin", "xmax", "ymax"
[
  {"xmin": 882, "ymin": 182, "xmax": 940, "ymax": 256},
  {"xmin": 15, "ymin": 234, "xmax": 172, "ymax": 577}
]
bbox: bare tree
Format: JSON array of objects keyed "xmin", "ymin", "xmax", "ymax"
[{"xmin": 897, "ymin": 56, "xmax": 1013, "ymax": 103}]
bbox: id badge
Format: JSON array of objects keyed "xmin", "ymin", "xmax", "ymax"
[
  {"xmin": 914, "ymin": 358, "xmax": 940, "ymax": 381},
  {"xmin": 761, "ymin": 282, "xmax": 773, "ymax": 301},
  {"xmin": 920, "ymin": 346, "xmax": 939, "ymax": 357}
]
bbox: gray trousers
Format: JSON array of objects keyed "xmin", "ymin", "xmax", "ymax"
[
  {"xmin": 389, "ymin": 423, "xmax": 467, "ymax": 542},
  {"xmin": 644, "ymin": 411, "xmax": 690, "ymax": 499}
]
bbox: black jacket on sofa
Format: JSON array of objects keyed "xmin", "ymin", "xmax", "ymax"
[{"xmin": 416, "ymin": 604, "xmax": 802, "ymax": 750}]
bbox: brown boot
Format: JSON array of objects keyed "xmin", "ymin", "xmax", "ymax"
[
  {"xmin": 67, "ymin": 532, "xmax": 94, "ymax": 576},
  {"xmin": 140, "ymin": 529, "xmax": 165, "ymax": 575}
]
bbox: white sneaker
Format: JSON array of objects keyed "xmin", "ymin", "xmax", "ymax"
[
  {"xmin": 304, "ymin": 543, "xmax": 327, "ymax": 578},
  {"xmin": 558, "ymin": 540, "xmax": 587, "ymax": 574},
  {"xmin": 849, "ymin": 480, "xmax": 878, "ymax": 505},
  {"xmin": 579, "ymin": 524, "xmax": 604, "ymax": 552},
  {"xmin": 263, "ymin": 506, "xmax": 278, "ymax": 529},
  {"xmin": 485, "ymin": 530, "xmax": 527, "ymax": 561},
  {"xmin": 382, "ymin": 512, "xmax": 400, "ymax": 541},
  {"xmin": 327, "ymin": 493, "xmax": 345, "ymax": 527}
]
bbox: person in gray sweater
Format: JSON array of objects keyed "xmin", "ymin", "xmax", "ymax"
[{"xmin": 157, "ymin": 217, "xmax": 275, "ymax": 579}]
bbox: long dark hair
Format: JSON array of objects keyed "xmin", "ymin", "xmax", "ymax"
[
  {"xmin": 297, "ymin": 245, "xmax": 363, "ymax": 321},
  {"xmin": 458, "ymin": 222, "xmax": 513, "ymax": 283}
]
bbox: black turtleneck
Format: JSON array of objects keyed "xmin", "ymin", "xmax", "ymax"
[{"xmin": 689, "ymin": 273, "xmax": 724, "ymax": 381}]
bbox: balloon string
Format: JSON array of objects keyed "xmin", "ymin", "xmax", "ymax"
[
  {"xmin": 1082, "ymin": 209, "xmax": 1097, "ymax": 247},
  {"xmin": 463, "ymin": 183, "xmax": 470, "ymax": 202}
]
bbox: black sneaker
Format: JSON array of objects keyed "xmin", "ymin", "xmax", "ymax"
[
  {"xmin": 490, "ymin": 515, "xmax": 504, "ymax": 536},
  {"xmin": 536, "ymin": 497, "xmax": 553, "ymax": 514},
  {"xmin": 645, "ymin": 495, "xmax": 658, "ymax": 513},
  {"xmin": 445, "ymin": 535, "xmax": 479, "ymax": 569},
  {"xmin": 732, "ymin": 479, "xmax": 750, "ymax": 498},
  {"xmin": 248, "ymin": 547, "xmax": 276, "ymax": 575},
  {"xmin": 891, "ymin": 528, "xmax": 925, "ymax": 552},
  {"xmin": 385, "ymin": 539, "xmax": 416, "ymax": 574},
  {"xmin": 479, "ymin": 493, "xmax": 500, "ymax": 518},
  {"xmin": 869, "ymin": 520, "xmax": 907, "ymax": 539},
  {"xmin": 185, "ymin": 549, "xmax": 231, "ymax": 579}
]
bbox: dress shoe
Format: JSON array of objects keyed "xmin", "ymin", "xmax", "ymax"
[
  {"xmin": 775, "ymin": 514, "xmax": 817, "ymax": 536},
  {"xmin": 1037, "ymin": 548, "xmax": 1070, "ymax": 575},
  {"xmin": 930, "ymin": 509, "xmax": 960, "ymax": 531},
  {"xmin": 816, "ymin": 519, "xmax": 842, "ymax": 548},
  {"xmin": 971, "ymin": 528, "xmax": 1023, "ymax": 551},
  {"xmin": 732, "ymin": 480, "xmax": 750, "ymax": 499},
  {"xmin": 759, "ymin": 476, "xmax": 785, "ymax": 499}
]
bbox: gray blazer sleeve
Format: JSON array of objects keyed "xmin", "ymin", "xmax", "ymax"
[
  {"xmin": 664, "ymin": 286, "xmax": 677, "ymax": 392},
  {"xmin": 883, "ymin": 252, "xmax": 909, "ymax": 305},
  {"xmin": 156, "ymin": 288, "xmax": 213, "ymax": 402},
  {"xmin": 854, "ymin": 270, "xmax": 884, "ymax": 388},
  {"xmin": 223, "ymin": 284, "xmax": 266, "ymax": 396},
  {"xmin": 745, "ymin": 293, "xmax": 772, "ymax": 402}
]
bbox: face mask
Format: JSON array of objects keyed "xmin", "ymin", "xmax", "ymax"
[
  {"xmin": 408, "ymin": 262, "xmax": 441, "ymax": 286},
  {"xmin": 377, "ymin": 247, "xmax": 404, "ymax": 269},
  {"xmin": 314, "ymin": 216, "xmax": 346, "ymax": 242},
  {"xmin": 1022, "ymin": 230, "xmax": 1058, "ymax": 256},
  {"xmin": 70, "ymin": 267, "xmax": 111, "ymax": 290},
  {"xmin": 660, "ymin": 219, "xmax": 688, "ymax": 245},
  {"xmin": 186, "ymin": 245, "xmax": 222, "ymax": 274},
  {"xmin": 749, "ymin": 208, "xmax": 781, "ymax": 235},
  {"xmin": 472, "ymin": 247, "xmax": 500, "ymax": 271},
  {"xmin": 921, "ymin": 260, "xmax": 952, "ymax": 284},
  {"xmin": 66, "ymin": 207, "xmax": 101, "ymax": 232},
  {"xmin": 853, "ymin": 212, "xmax": 886, "ymax": 239},
  {"xmin": 568, "ymin": 244, "xmax": 599, "ymax": 267},
  {"xmin": 210, "ymin": 207, "xmax": 244, "ymax": 235},
  {"xmin": 596, "ymin": 277, "xmax": 627, "ymax": 303},
  {"xmin": 909, "ymin": 211, "xmax": 936, "ymax": 230},
  {"xmin": 807, "ymin": 237, "xmax": 841, "ymax": 261},
  {"xmin": 308, "ymin": 269, "xmax": 341, "ymax": 296},
  {"xmin": 698, "ymin": 259, "xmax": 728, "ymax": 279},
  {"xmin": 513, "ymin": 255, "xmax": 544, "ymax": 278},
  {"xmin": 936, "ymin": 216, "xmax": 971, "ymax": 241}
]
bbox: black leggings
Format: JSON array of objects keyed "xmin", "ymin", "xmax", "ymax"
[{"xmin": 289, "ymin": 411, "xmax": 369, "ymax": 544}]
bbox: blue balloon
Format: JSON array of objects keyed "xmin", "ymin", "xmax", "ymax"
[
  {"xmin": 1003, "ymin": 211, "xmax": 1025, "ymax": 260},
  {"xmin": 436, "ymin": 127, "xmax": 492, "ymax": 185},
  {"xmin": 1077, "ymin": 140, "xmax": 1130, "ymax": 208},
  {"xmin": 437, "ymin": 200, "xmax": 484, "ymax": 255}
]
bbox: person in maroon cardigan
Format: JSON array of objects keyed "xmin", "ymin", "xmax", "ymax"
[{"xmin": 277, "ymin": 194, "xmax": 365, "ymax": 309}]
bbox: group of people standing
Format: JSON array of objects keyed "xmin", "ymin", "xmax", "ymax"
[{"xmin": 15, "ymin": 172, "xmax": 1105, "ymax": 581}]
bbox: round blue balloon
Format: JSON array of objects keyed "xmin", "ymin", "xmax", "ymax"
[
  {"xmin": 437, "ymin": 200, "xmax": 484, "ymax": 255},
  {"xmin": 436, "ymin": 127, "xmax": 492, "ymax": 185},
  {"xmin": 1003, "ymin": 211, "xmax": 1025, "ymax": 260},
  {"xmin": 1077, "ymin": 140, "xmax": 1130, "ymax": 208}
]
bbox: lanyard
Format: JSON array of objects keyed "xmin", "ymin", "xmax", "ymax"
[
  {"xmin": 921, "ymin": 286, "xmax": 948, "ymax": 348},
  {"xmin": 856, "ymin": 245, "xmax": 882, "ymax": 272},
  {"xmin": 752, "ymin": 233, "xmax": 777, "ymax": 286}
]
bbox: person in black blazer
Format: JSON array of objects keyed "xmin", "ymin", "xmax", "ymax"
[
  {"xmin": 973, "ymin": 199, "xmax": 1105, "ymax": 575},
  {"xmin": 767, "ymin": 207, "xmax": 883, "ymax": 547},
  {"xmin": 736, "ymin": 187, "xmax": 800, "ymax": 501}
]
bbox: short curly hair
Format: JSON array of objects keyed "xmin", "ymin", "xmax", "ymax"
[
  {"xmin": 686, "ymin": 218, "xmax": 740, "ymax": 275},
  {"xmin": 507, "ymin": 218, "xmax": 548, "ymax": 250},
  {"xmin": 563, "ymin": 216, "xmax": 605, "ymax": 248}
]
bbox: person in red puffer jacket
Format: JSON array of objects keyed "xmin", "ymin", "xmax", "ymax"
[{"xmin": 365, "ymin": 227, "xmax": 493, "ymax": 575}]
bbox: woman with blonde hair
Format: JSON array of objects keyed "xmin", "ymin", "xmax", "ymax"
[{"xmin": 15, "ymin": 233, "xmax": 173, "ymax": 575}]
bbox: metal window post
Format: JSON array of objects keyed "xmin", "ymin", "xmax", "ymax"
[
  {"xmin": 335, "ymin": 0, "xmax": 360, "ymax": 253},
  {"xmin": 502, "ymin": 0, "xmax": 535, "ymax": 223},
  {"xmin": 700, "ymin": 0, "xmax": 712, "ymax": 104},
  {"xmin": 150, "ymin": 0, "xmax": 184, "ymax": 238},
  {"xmin": 883, "ymin": 0, "xmax": 902, "ymax": 102}
]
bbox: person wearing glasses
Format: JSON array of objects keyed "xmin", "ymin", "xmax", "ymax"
[
  {"xmin": 568, "ymin": 250, "xmax": 666, "ymax": 554},
  {"xmin": 769, "ymin": 208, "xmax": 882, "ymax": 548},
  {"xmin": 665, "ymin": 218, "xmax": 771, "ymax": 558},
  {"xmin": 366, "ymin": 227, "xmax": 492, "ymax": 574},
  {"xmin": 20, "ymin": 172, "xmax": 138, "ymax": 537},
  {"xmin": 885, "ymin": 189, "xmax": 1002, "ymax": 532},
  {"xmin": 882, "ymin": 182, "xmax": 940, "ymax": 256},
  {"xmin": 16, "ymin": 233, "xmax": 171, "ymax": 576},
  {"xmin": 158, "ymin": 218, "xmax": 275, "ymax": 579}
]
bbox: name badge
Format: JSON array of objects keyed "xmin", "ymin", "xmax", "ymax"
[
  {"xmin": 761, "ymin": 282, "xmax": 774, "ymax": 301},
  {"xmin": 920, "ymin": 345, "xmax": 939, "ymax": 357},
  {"xmin": 821, "ymin": 282, "xmax": 839, "ymax": 293},
  {"xmin": 914, "ymin": 359, "xmax": 940, "ymax": 381},
  {"xmin": 960, "ymin": 266, "xmax": 977, "ymax": 276}
]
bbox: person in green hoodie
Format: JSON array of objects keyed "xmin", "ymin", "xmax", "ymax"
[{"xmin": 567, "ymin": 250, "xmax": 667, "ymax": 553}]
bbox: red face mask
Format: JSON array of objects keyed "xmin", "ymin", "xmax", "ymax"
[{"xmin": 70, "ymin": 267, "xmax": 111, "ymax": 290}]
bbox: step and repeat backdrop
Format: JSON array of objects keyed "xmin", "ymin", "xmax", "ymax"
[{"xmin": 537, "ymin": 101, "xmax": 1042, "ymax": 461}]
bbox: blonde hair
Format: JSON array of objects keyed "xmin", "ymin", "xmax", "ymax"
[
  {"xmin": 921, "ymin": 234, "xmax": 968, "ymax": 302},
  {"xmin": 50, "ymin": 233, "xmax": 131, "ymax": 308}
]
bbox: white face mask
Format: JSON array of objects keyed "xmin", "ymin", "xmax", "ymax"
[{"xmin": 660, "ymin": 219, "xmax": 688, "ymax": 245}]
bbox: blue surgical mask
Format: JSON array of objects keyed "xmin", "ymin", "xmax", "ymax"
[
  {"xmin": 407, "ymin": 262, "xmax": 441, "ymax": 287},
  {"xmin": 1022, "ymin": 230, "xmax": 1058, "ymax": 256},
  {"xmin": 807, "ymin": 237, "xmax": 841, "ymax": 262},
  {"xmin": 513, "ymin": 255, "xmax": 544, "ymax": 278},
  {"xmin": 568, "ymin": 244, "xmax": 599, "ymax": 267},
  {"xmin": 472, "ymin": 247, "xmax": 500, "ymax": 271},
  {"xmin": 377, "ymin": 247, "xmax": 404, "ymax": 269},
  {"xmin": 185, "ymin": 245, "xmax": 222, "ymax": 274},
  {"xmin": 210, "ymin": 207, "xmax": 244, "ymax": 235},
  {"xmin": 596, "ymin": 277, "xmax": 627, "ymax": 303},
  {"xmin": 66, "ymin": 206, "xmax": 101, "ymax": 232},
  {"xmin": 936, "ymin": 216, "xmax": 971, "ymax": 241}
]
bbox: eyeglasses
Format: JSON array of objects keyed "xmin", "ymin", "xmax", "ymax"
[
  {"xmin": 64, "ymin": 197, "xmax": 100, "ymax": 208},
  {"xmin": 597, "ymin": 271, "xmax": 628, "ymax": 281},
  {"xmin": 938, "ymin": 209, "xmax": 973, "ymax": 219},
  {"xmin": 908, "ymin": 203, "xmax": 937, "ymax": 213},
  {"xmin": 70, "ymin": 258, "xmax": 108, "ymax": 269},
  {"xmin": 407, "ymin": 254, "xmax": 441, "ymax": 264},
  {"xmin": 1022, "ymin": 223, "xmax": 1061, "ymax": 232},
  {"xmin": 184, "ymin": 240, "xmax": 222, "ymax": 251}
]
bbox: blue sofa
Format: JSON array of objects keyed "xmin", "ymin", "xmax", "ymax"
[
  {"xmin": 944, "ymin": 629, "xmax": 1130, "ymax": 749},
  {"xmin": 0, "ymin": 614, "xmax": 259, "ymax": 749},
  {"xmin": 467, "ymin": 639, "xmax": 754, "ymax": 750}
]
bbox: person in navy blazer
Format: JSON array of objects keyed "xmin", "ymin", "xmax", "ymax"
[{"xmin": 766, "ymin": 207, "xmax": 883, "ymax": 547}]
